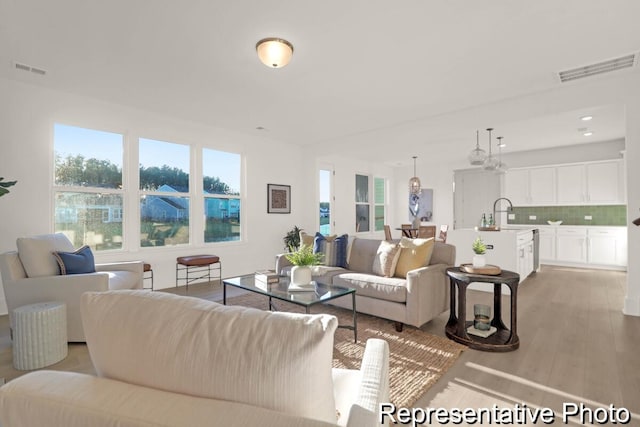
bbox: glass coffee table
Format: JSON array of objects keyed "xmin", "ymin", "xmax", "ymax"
[{"xmin": 223, "ymin": 275, "xmax": 357, "ymax": 342}]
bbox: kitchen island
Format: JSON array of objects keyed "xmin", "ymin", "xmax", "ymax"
[{"xmin": 447, "ymin": 227, "xmax": 537, "ymax": 292}]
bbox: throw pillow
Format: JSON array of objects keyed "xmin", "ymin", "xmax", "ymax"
[
  {"xmin": 16, "ymin": 233, "xmax": 76, "ymax": 277},
  {"xmin": 299, "ymin": 230, "xmax": 315, "ymax": 248},
  {"xmin": 313, "ymin": 232, "xmax": 348, "ymax": 268},
  {"xmin": 394, "ymin": 237, "xmax": 435, "ymax": 278},
  {"xmin": 53, "ymin": 245, "xmax": 96, "ymax": 275},
  {"xmin": 372, "ymin": 240, "xmax": 401, "ymax": 277}
]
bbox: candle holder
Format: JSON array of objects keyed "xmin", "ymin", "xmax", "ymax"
[{"xmin": 473, "ymin": 304, "xmax": 491, "ymax": 331}]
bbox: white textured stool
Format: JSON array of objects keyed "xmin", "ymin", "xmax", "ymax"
[{"xmin": 12, "ymin": 301, "xmax": 68, "ymax": 370}]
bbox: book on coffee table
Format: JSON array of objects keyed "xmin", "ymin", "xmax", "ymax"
[
  {"xmin": 466, "ymin": 325, "xmax": 497, "ymax": 338},
  {"xmin": 255, "ymin": 269, "xmax": 279, "ymax": 284}
]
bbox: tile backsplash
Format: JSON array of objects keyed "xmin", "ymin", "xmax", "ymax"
[{"xmin": 507, "ymin": 205, "xmax": 627, "ymax": 226}]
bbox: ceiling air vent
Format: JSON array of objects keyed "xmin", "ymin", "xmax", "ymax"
[
  {"xmin": 14, "ymin": 61, "xmax": 47, "ymax": 76},
  {"xmin": 558, "ymin": 53, "xmax": 636, "ymax": 83}
]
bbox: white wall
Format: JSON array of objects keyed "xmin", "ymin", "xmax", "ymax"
[{"xmin": 0, "ymin": 78, "xmax": 309, "ymax": 313}]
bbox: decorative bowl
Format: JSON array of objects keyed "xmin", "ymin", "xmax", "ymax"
[{"xmin": 547, "ymin": 220, "xmax": 563, "ymax": 226}]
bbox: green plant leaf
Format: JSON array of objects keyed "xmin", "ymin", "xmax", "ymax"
[
  {"xmin": 0, "ymin": 178, "xmax": 17, "ymax": 197},
  {"xmin": 285, "ymin": 244, "xmax": 324, "ymax": 266},
  {"xmin": 472, "ymin": 236, "xmax": 486, "ymax": 255}
]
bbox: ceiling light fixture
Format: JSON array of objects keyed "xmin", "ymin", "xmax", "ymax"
[
  {"xmin": 468, "ymin": 130, "xmax": 487, "ymax": 165},
  {"xmin": 482, "ymin": 128, "xmax": 499, "ymax": 171},
  {"xmin": 256, "ymin": 37, "xmax": 294, "ymax": 68},
  {"xmin": 580, "ymin": 115, "xmax": 593, "ymax": 121},
  {"xmin": 409, "ymin": 156, "xmax": 421, "ymax": 195},
  {"xmin": 583, "ymin": 131, "xmax": 593, "ymax": 136}
]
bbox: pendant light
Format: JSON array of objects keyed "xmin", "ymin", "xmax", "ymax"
[
  {"xmin": 409, "ymin": 156, "xmax": 421, "ymax": 195},
  {"xmin": 495, "ymin": 136, "xmax": 508, "ymax": 174},
  {"xmin": 482, "ymin": 128, "xmax": 499, "ymax": 171},
  {"xmin": 468, "ymin": 130, "xmax": 487, "ymax": 165}
]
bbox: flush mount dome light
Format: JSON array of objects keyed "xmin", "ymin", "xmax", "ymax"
[{"xmin": 256, "ymin": 37, "xmax": 294, "ymax": 68}]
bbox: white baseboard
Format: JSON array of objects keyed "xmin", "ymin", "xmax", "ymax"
[{"xmin": 623, "ymin": 295, "xmax": 640, "ymax": 317}]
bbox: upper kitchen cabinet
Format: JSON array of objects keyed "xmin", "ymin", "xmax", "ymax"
[
  {"xmin": 506, "ymin": 159, "xmax": 625, "ymax": 206},
  {"xmin": 585, "ymin": 160, "xmax": 625, "ymax": 204},
  {"xmin": 557, "ymin": 160, "xmax": 624, "ymax": 205},
  {"xmin": 504, "ymin": 167, "xmax": 556, "ymax": 206}
]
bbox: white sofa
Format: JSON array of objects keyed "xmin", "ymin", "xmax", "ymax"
[
  {"xmin": 276, "ymin": 238, "xmax": 455, "ymax": 331},
  {"xmin": 0, "ymin": 290, "xmax": 390, "ymax": 427},
  {"xmin": 0, "ymin": 233, "xmax": 143, "ymax": 342}
]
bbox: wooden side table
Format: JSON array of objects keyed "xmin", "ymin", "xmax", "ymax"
[
  {"xmin": 445, "ymin": 267, "xmax": 520, "ymax": 352},
  {"xmin": 13, "ymin": 301, "xmax": 68, "ymax": 370}
]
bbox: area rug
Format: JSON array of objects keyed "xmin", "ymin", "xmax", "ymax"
[{"xmin": 225, "ymin": 293, "xmax": 466, "ymax": 408}]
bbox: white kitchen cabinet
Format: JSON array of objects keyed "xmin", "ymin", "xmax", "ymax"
[
  {"xmin": 504, "ymin": 167, "xmax": 555, "ymax": 206},
  {"xmin": 587, "ymin": 227, "xmax": 627, "ymax": 266},
  {"xmin": 538, "ymin": 227, "xmax": 556, "ymax": 261},
  {"xmin": 556, "ymin": 164, "xmax": 585, "ymax": 204},
  {"xmin": 556, "ymin": 160, "xmax": 624, "ymax": 205},
  {"xmin": 504, "ymin": 169, "xmax": 529, "ymax": 205},
  {"xmin": 556, "ymin": 227, "xmax": 587, "ymax": 263},
  {"xmin": 585, "ymin": 161, "xmax": 624, "ymax": 204}
]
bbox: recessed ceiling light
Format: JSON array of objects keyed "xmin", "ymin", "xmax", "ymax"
[
  {"xmin": 583, "ymin": 131, "xmax": 593, "ymax": 136},
  {"xmin": 580, "ymin": 115, "xmax": 593, "ymax": 121},
  {"xmin": 255, "ymin": 126, "xmax": 265, "ymax": 130}
]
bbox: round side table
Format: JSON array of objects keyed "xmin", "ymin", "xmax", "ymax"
[
  {"xmin": 445, "ymin": 267, "xmax": 520, "ymax": 352},
  {"xmin": 12, "ymin": 301, "xmax": 68, "ymax": 370}
]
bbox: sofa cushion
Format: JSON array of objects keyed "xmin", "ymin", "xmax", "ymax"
[
  {"xmin": 53, "ymin": 245, "xmax": 96, "ymax": 275},
  {"xmin": 346, "ymin": 238, "xmax": 381, "ymax": 274},
  {"xmin": 313, "ymin": 233, "xmax": 348, "ymax": 268},
  {"xmin": 371, "ymin": 241, "xmax": 401, "ymax": 277},
  {"xmin": 333, "ymin": 273, "xmax": 408, "ymax": 303},
  {"xmin": 299, "ymin": 230, "xmax": 316, "ymax": 248},
  {"xmin": 16, "ymin": 233, "xmax": 76, "ymax": 277},
  {"xmin": 81, "ymin": 290, "xmax": 338, "ymax": 424},
  {"xmin": 394, "ymin": 237, "xmax": 435, "ymax": 278}
]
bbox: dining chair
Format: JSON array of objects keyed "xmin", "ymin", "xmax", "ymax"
[
  {"xmin": 400, "ymin": 224, "xmax": 415, "ymax": 238},
  {"xmin": 438, "ymin": 224, "xmax": 449, "ymax": 243},
  {"xmin": 384, "ymin": 225, "xmax": 393, "ymax": 241},
  {"xmin": 417, "ymin": 225, "xmax": 436, "ymax": 239}
]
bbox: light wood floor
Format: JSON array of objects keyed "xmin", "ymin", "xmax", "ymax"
[{"xmin": 0, "ymin": 266, "xmax": 638, "ymax": 424}]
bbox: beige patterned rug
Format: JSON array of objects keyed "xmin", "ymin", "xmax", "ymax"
[{"xmin": 226, "ymin": 293, "xmax": 466, "ymax": 408}]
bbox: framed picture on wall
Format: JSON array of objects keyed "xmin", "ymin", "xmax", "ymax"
[{"xmin": 267, "ymin": 184, "xmax": 291, "ymax": 214}]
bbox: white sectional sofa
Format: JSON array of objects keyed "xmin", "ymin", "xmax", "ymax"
[
  {"xmin": 276, "ymin": 237, "xmax": 456, "ymax": 331},
  {"xmin": 0, "ymin": 290, "xmax": 390, "ymax": 427}
]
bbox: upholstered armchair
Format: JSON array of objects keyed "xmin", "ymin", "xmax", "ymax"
[{"xmin": 0, "ymin": 233, "xmax": 143, "ymax": 342}]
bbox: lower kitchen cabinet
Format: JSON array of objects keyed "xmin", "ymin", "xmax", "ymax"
[
  {"xmin": 535, "ymin": 226, "xmax": 626, "ymax": 268},
  {"xmin": 556, "ymin": 228, "xmax": 588, "ymax": 264}
]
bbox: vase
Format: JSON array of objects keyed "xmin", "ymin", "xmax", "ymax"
[
  {"xmin": 472, "ymin": 254, "xmax": 486, "ymax": 268},
  {"xmin": 473, "ymin": 304, "xmax": 491, "ymax": 331},
  {"xmin": 290, "ymin": 265, "xmax": 312, "ymax": 286}
]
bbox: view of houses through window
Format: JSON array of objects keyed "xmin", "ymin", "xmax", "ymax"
[
  {"xmin": 53, "ymin": 123, "xmax": 242, "ymax": 251},
  {"xmin": 139, "ymin": 138, "xmax": 191, "ymax": 247},
  {"xmin": 54, "ymin": 124, "xmax": 124, "ymax": 250}
]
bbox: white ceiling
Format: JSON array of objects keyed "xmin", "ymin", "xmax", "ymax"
[{"xmin": 1, "ymin": 0, "xmax": 638, "ymax": 165}]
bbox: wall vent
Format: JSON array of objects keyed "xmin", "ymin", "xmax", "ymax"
[
  {"xmin": 14, "ymin": 61, "xmax": 47, "ymax": 76},
  {"xmin": 558, "ymin": 53, "xmax": 636, "ymax": 83}
]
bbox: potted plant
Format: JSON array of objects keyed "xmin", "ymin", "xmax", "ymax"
[
  {"xmin": 472, "ymin": 236, "xmax": 487, "ymax": 267},
  {"xmin": 285, "ymin": 245, "xmax": 324, "ymax": 287},
  {"xmin": 0, "ymin": 177, "xmax": 17, "ymax": 198},
  {"xmin": 283, "ymin": 225, "xmax": 302, "ymax": 251}
]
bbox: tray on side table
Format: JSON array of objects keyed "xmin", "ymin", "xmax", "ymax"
[{"xmin": 460, "ymin": 264, "xmax": 502, "ymax": 275}]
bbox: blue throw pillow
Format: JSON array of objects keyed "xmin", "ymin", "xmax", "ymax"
[
  {"xmin": 313, "ymin": 232, "xmax": 348, "ymax": 268},
  {"xmin": 53, "ymin": 245, "xmax": 96, "ymax": 275}
]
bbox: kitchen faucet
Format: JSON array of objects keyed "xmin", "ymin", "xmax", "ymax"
[{"xmin": 493, "ymin": 197, "xmax": 514, "ymax": 225}]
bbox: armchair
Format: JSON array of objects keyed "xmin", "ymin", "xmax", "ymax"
[{"xmin": 0, "ymin": 233, "xmax": 143, "ymax": 342}]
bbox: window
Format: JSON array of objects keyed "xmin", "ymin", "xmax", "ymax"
[
  {"xmin": 355, "ymin": 174, "xmax": 370, "ymax": 232},
  {"xmin": 319, "ymin": 168, "xmax": 333, "ymax": 235},
  {"xmin": 53, "ymin": 124, "xmax": 124, "ymax": 251},
  {"xmin": 374, "ymin": 177, "xmax": 386, "ymax": 231},
  {"xmin": 203, "ymin": 148, "xmax": 241, "ymax": 242},
  {"xmin": 139, "ymin": 138, "xmax": 190, "ymax": 247}
]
